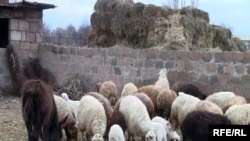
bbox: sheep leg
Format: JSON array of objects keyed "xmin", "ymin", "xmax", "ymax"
[
  {"xmin": 64, "ymin": 127, "xmax": 71, "ymax": 141},
  {"xmin": 24, "ymin": 117, "xmax": 33, "ymax": 141},
  {"xmin": 42, "ymin": 124, "xmax": 50, "ymax": 141},
  {"xmin": 81, "ymin": 132, "xmax": 84, "ymax": 141},
  {"xmin": 33, "ymin": 122, "xmax": 42, "ymax": 141}
]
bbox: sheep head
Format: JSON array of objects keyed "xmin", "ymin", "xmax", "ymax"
[
  {"xmin": 158, "ymin": 68, "xmax": 167, "ymax": 79},
  {"xmin": 145, "ymin": 130, "xmax": 157, "ymax": 141},
  {"xmin": 61, "ymin": 92, "xmax": 69, "ymax": 101},
  {"xmin": 92, "ymin": 133, "xmax": 104, "ymax": 141}
]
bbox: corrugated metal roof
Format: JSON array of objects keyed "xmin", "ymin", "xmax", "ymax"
[{"xmin": 0, "ymin": 1, "xmax": 56, "ymax": 10}]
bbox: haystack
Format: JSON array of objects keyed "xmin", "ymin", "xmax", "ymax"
[{"xmin": 88, "ymin": 0, "xmax": 246, "ymax": 52}]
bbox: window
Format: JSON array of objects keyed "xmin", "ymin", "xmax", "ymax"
[{"xmin": 0, "ymin": 18, "xmax": 9, "ymax": 48}]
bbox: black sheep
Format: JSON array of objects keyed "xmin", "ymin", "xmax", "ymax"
[
  {"xmin": 172, "ymin": 81, "xmax": 207, "ymax": 100},
  {"xmin": 181, "ymin": 111, "xmax": 231, "ymax": 141}
]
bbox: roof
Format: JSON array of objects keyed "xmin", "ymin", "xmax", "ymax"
[{"xmin": 0, "ymin": 1, "xmax": 56, "ymax": 10}]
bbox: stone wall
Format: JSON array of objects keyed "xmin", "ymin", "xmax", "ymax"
[{"xmin": 39, "ymin": 44, "xmax": 250, "ymax": 100}]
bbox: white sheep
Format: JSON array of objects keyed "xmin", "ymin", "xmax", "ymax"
[
  {"xmin": 170, "ymin": 92, "xmax": 201, "ymax": 131},
  {"xmin": 151, "ymin": 122, "xmax": 167, "ymax": 141},
  {"xmin": 108, "ymin": 124, "xmax": 125, "ymax": 141},
  {"xmin": 222, "ymin": 95, "xmax": 247, "ymax": 113},
  {"xmin": 154, "ymin": 68, "xmax": 170, "ymax": 91},
  {"xmin": 224, "ymin": 104, "xmax": 250, "ymax": 125},
  {"xmin": 116, "ymin": 95, "xmax": 156, "ymax": 141},
  {"xmin": 152, "ymin": 116, "xmax": 180, "ymax": 141},
  {"xmin": 205, "ymin": 91, "xmax": 236, "ymax": 109},
  {"xmin": 121, "ymin": 82, "xmax": 138, "ymax": 97},
  {"xmin": 61, "ymin": 92, "xmax": 80, "ymax": 122},
  {"xmin": 53, "ymin": 95, "xmax": 78, "ymax": 140},
  {"xmin": 77, "ymin": 95, "xmax": 107, "ymax": 141}
]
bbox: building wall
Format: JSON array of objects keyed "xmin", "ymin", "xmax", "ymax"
[
  {"xmin": 39, "ymin": 44, "xmax": 250, "ymax": 100},
  {"xmin": 0, "ymin": 8, "xmax": 42, "ymax": 94}
]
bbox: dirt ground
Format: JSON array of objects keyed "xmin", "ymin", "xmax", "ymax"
[
  {"xmin": 0, "ymin": 96, "xmax": 27, "ymax": 141},
  {"xmin": 0, "ymin": 95, "xmax": 80, "ymax": 141}
]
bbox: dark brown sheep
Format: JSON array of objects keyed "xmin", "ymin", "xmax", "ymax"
[{"xmin": 21, "ymin": 79, "xmax": 62, "ymax": 141}]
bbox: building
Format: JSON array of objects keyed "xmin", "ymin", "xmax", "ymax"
[{"xmin": 0, "ymin": 0, "xmax": 55, "ymax": 95}]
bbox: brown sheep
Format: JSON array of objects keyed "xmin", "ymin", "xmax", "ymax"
[
  {"xmin": 194, "ymin": 100, "xmax": 223, "ymax": 115},
  {"xmin": 21, "ymin": 79, "xmax": 62, "ymax": 141},
  {"xmin": 137, "ymin": 85, "xmax": 160, "ymax": 115},
  {"xmin": 134, "ymin": 92, "xmax": 155, "ymax": 118},
  {"xmin": 97, "ymin": 80, "xmax": 119, "ymax": 106},
  {"xmin": 157, "ymin": 89, "xmax": 178, "ymax": 119}
]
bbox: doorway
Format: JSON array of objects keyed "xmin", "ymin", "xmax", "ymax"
[{"xmin": 0, "ymin": 18, "xmax": 9, "ymax": 48}]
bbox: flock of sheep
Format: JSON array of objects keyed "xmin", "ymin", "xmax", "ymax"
[{"xmin": 20, "ymin": 68, "xmax": 250, "ymax": 141}]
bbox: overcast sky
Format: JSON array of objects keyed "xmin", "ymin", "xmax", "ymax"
[{"xmin": 30, "ymin": 0, "xmax": 250, "ymax": 37}]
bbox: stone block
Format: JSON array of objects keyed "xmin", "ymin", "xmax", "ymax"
[
  {"xmin": 9, "ymin": 19, "xmax": 18, "ymax": 30},
  {"xmin": 30, "ymin": 22, "xmax": 40, "ymax": 32},
  {"xmin": 219, "ymin": 75, "xmax": 230, "ymax": 86},
  {"xmin": 19, "ymin": 20, "xmax": 29, "ymax": 31},
  {"xmin": 30, "ymin": 43, "xmax": 38, "ymax": 51},
  {"xmin": 21, "ymin": 32, "xmax": 26, "ymax": 41},
  {"xmin": 10, "ymin": 31, "xmax": 22, "ymax": 41},
  {"xmin": 36, "ymin": 33, "xmax": 42, "ymax": 43},
  {"xmin": 25, "ymin": 32, "xmax": 36, "ymax": 42},
  {"xmin": 235, "ymin": 64, "xmax": 246, "ymax": 75},
  {"xmin": 154, "ymin": 60, "xmax": 164, "ymax": 68},
  {"xmin": 21, "ymin": 42, "xmax": 31, "ymax": 50}
]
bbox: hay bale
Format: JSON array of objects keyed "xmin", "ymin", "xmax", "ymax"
[{"xmin": 88, "ymin": 0, "xmax": 246, "ymax": 52}]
